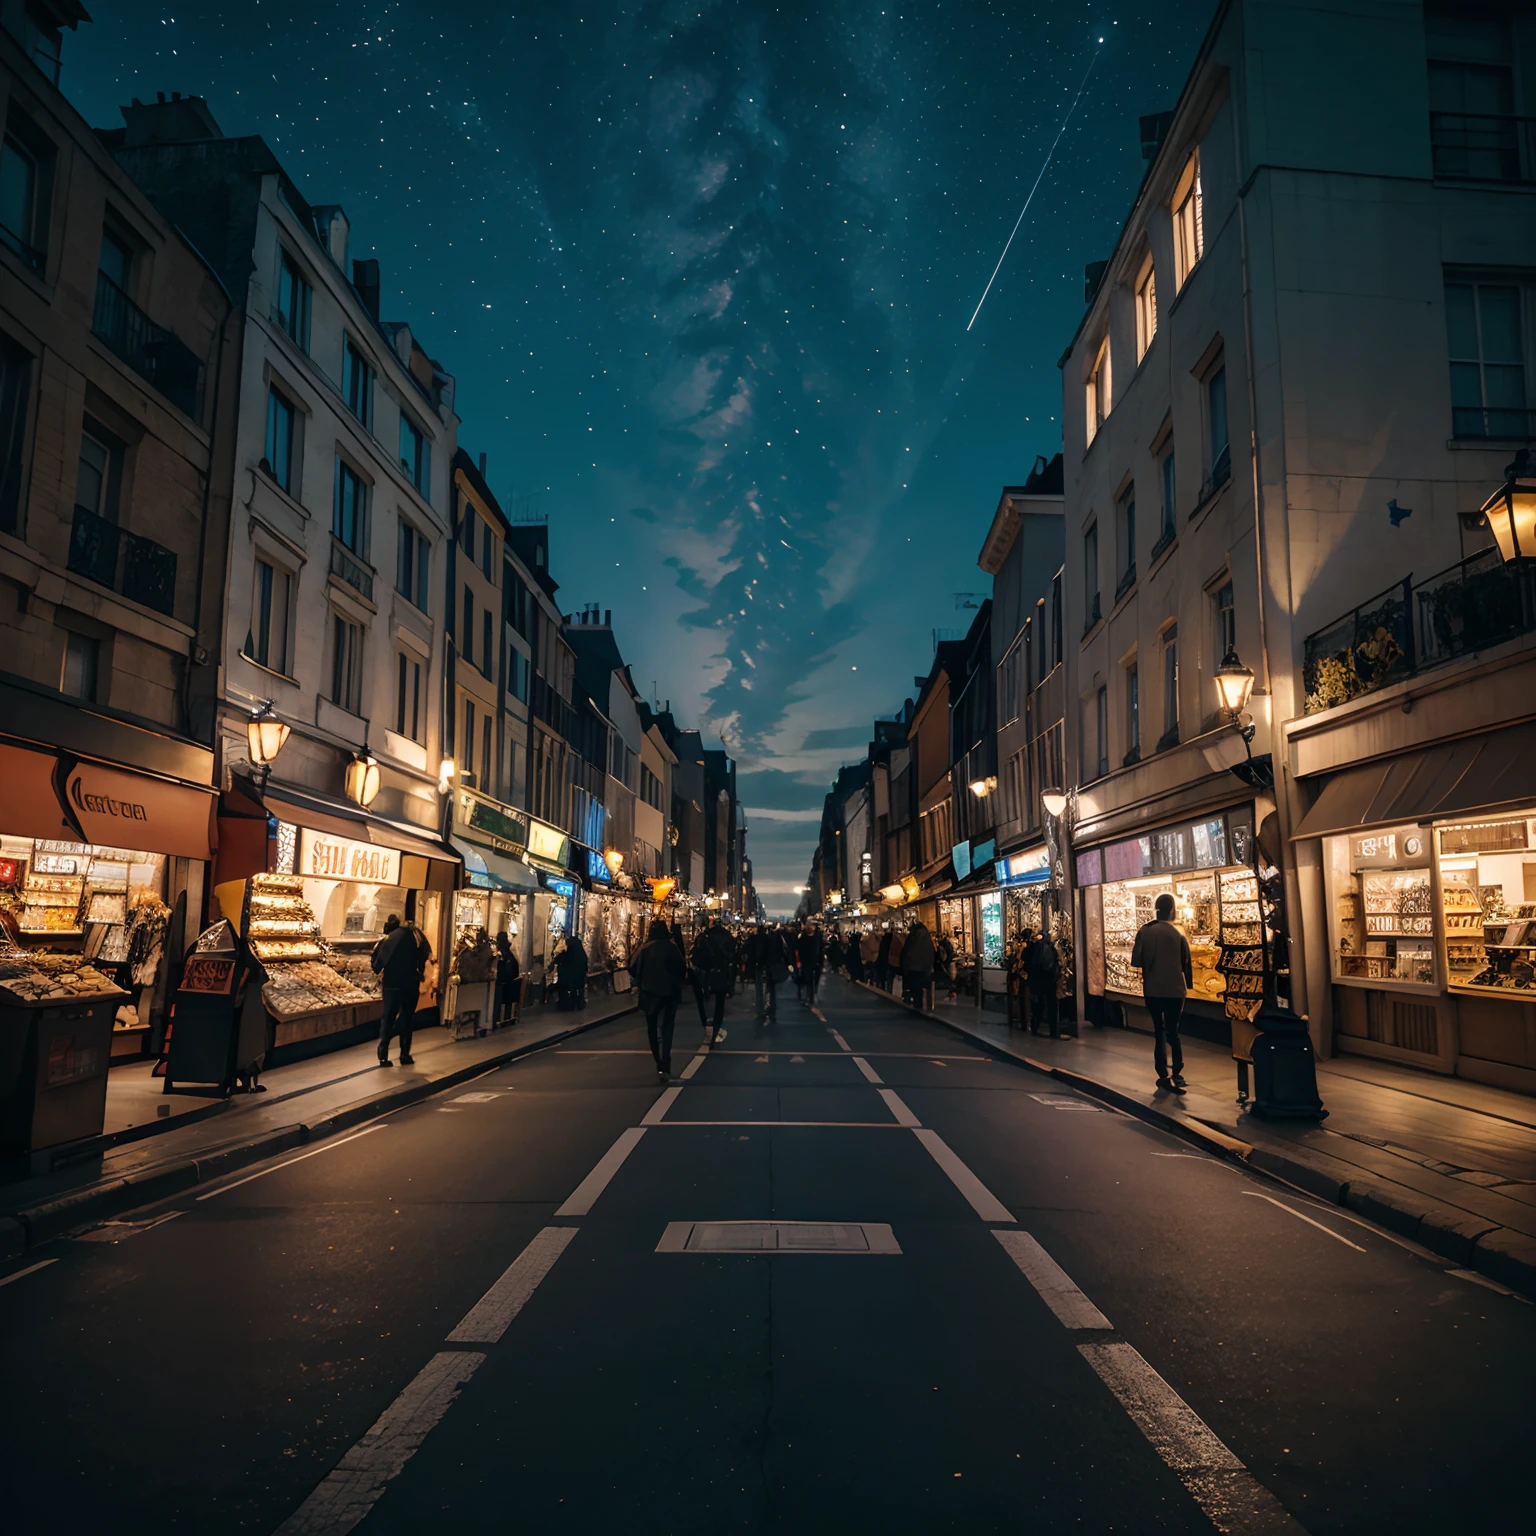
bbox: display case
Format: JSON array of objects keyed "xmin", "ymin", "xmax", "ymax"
[
  {"xmin": 245, "ymin": 875, "xmax": 375, "ymax": 1028},
  {"xmin": 1324, "ymin": 825, "xmax": 1437, "ymax": 991},
  {"xmin": 1435, "ymin": 815, "xmax": 1536, "ymax": 998},
  {"xmin": 1100, "ymin": 881, "xmax": 1140, "ymax": 995}
]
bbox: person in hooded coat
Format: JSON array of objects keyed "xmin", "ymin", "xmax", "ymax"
[
  {"xmin": 901, "ymin": 920, "xmax": 936, "ymax": 1010},
  {"xmin": 691, "ymin": 917, "xmax": 736, "ymax": 1046},
  {"xmin": 556, "ymin": 932, "xmax": 589, "ymax": 1011},
  {"xmin": 632, "ymin": 918, "xmax": 686, "ymax": 1079},
  {"xmin": 758, "ymin": 924, "xmax": 792, "ymax": 1022}
]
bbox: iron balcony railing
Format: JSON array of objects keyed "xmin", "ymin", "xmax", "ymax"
[
  {"xmin": 329, "ymin": 537, "xmax": 374, "ymax": 601},
  {"xmin": 67, "ymin": 506, "xmax": 177, "ymax": 617},
  {"xmin": 1430, "ymin": 112, "xmax": 1536, "ymax": 185},
  {"xmin": 1302, "ymin": 546, "xmax": 1536, "ymax": 715},
  {"xmin": 92, "ymin": 271, "xmax": 204, "ymax": 420}
]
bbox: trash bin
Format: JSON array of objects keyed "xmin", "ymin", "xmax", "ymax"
[{"xmin": 0, "ymin": 994, "xmax": 119, "ymax": 1154}]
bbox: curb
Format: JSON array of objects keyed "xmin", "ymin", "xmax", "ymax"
[
  {"xmin": 2, "ymin": 1004, "xmax": 634, "ymax": 1256},
  {"xmin": 850, "ymin": 978, "xmax": 1536, "ymax": 1299}
]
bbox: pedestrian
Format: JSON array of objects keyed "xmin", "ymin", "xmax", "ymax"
[
  {"xmin": 669, "ymin": 921, "xmax": 688, "ymax": 961},
  {"xmin": 901, "ymin": 919, "xmax": 935, "ymax": 1011},
  {"xmin": 746, "ymin": 925, "xmax": 767, "ymax": 1018},
  {"xmin": 632, "ymin": 917, "xmax": 686, "ymax": 1080},
  {"xmin": 875, "ymin": 927, "xmax": 893, "ymax": 992},
  {"xmin": 886, "ymin": 925, "xmax": 905, "ymax": 995},
  {"xmin": 845, "ymin": 928, "xmax": 865, "ymax": 983},
  {"xmin": 494, "ymin": 930, "xmax": 521, "ymax": 1027},
  {"xmin": 1027, "ymin": 926, "xmax": 1061, "ymax": 1037},
  {"xmin": 826, "ymin": 932, "xmax": 845, "ymax": 974},
  {"xmin": 372, "ymin": 912, "xmax": 422, "ymax": 1066},
  {"xmin": 759, "ymin": 923, "xmax": 791, "ymax": 1022},
  {"xmin": 795, "ymin": 921, "xmax": 825, "ymax": 1007},
  {"xmin": 691, "ymin": 916, "xmax": 736, "ymax": 1046},
  {"xmin": 859, "ymin": 927, "xmax": 880, "ymax": 985},
  {"xmin": 936, "ymin": 932, "xmax": 957, "ymax": 1001},
  {"xmin": 455, "ymin": 925, "xmax": 498, "ymax": 1037},
  {"xmin": 556, "ymin": 932, "xmax": 589, "ymax": 1011},
  {"xmin": 1130, "ymin": 892, "xmax": 1192, "ymax": 1092}
]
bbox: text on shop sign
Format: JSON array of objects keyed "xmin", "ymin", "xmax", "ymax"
[{"xmin": 298, "ymin": 829, "xmax": 401, "ymax": 885}]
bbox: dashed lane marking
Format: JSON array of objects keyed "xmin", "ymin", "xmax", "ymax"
[
  {"xmin": 1242, "ymin": 1192, "xmax": 1365, "ymax": 1251},
  {"xmin": 0, "ymin": 1258, "xmax": 57, "ymax": 1288},
  {"xmin": 911, "ymin": 1129, "xmax": 1015, "ymax": 1223},
  {"xmin": 554, "ymin": 1127, "xmax": 647, "ymax": 1217},
  {"xmin": 829, "ymin": 1029, "xmax": 852, "ymax": 1051},
  {"xmin": 994, "ymin": 1231, "xmax": 1112, "ymax": 1329},
  {"xmin": 679, "ymin": 1052, "xmax": 708, "ymax": 1080},
  {"xmin": 642, "ymin": 1086, "xmax": 683, "ymax": 1125},
  {"xmin": 447, "ymin": 1226, "xmax": 579, "ymax": 1344},
  {"xmin": 852, "ymin": 1056, "xmax": 884, "ymax": 1084},
  {"xmin": 195, "ymin": 1126, "xmax": 386, "ymax": 1201},
  {"xmin": 877, "ymin": 1088, "xmax": 921, "ymax": 1127}
]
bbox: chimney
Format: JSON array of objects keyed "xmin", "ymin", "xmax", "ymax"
[
  {"xmin": 604, "ymin": 609, "xmax": 611, "ymax": 626},
  {"xmin": 352, "ymin": 258, "xmax": 381, "ymax": 319},
  {"xmin": 1139, "ymin": 111, "xmax": 1175, "ymax": 163},
  {"xmin": 1084, "ymin": 260, "xmax": 1108, "ymax": 303},
  {"xmin": 313, "ymin": 205, "xmax": 349, "ymax": 266},
  {"xmin": 478, "ymin": 451, "xmax": 487, "ymax": 477},
  {"xmin": 119, "ymin": 93, "xmax": 224, "ymax": 148}
]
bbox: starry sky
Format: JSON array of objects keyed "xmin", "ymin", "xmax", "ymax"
[{"xmin": 66, "ymin": 1, "xmax": 1211, "ymax": 913}]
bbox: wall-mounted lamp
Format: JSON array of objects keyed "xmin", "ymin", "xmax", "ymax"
[
  {"xmin": 1041, "ymin": 789, "xmax": 1068, "ymax": 819},
  {"xmin": 345, "ymin": 753, "xmax": 381, "ymax": 809},
  {"xmin": 603, "ymin": 848, "xmax": 625, "ymax": 878},
  {"xmin": 437, "ymin": 757, "xmax": 456, "ymax": 795},
  {"xmin": 968, "ymin": 775, "xmax": 998, "ymax": 799}
]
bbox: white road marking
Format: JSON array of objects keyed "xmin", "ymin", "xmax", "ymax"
[
  {"xmin": 1446, "ymin": 1267, "xmax": 1529, "ymax": 1300},
  {"xmin": 1078, "ymin": 1338, "xmax": 1303, "ymax": 1534},
  {"xmin": 652, "ymin": 1119, "xmax": 906, "ymax": 1128},
  {"xmin": 789, "ymin": 1054, "xmax": 806, "ymax": 1063},
  {"xmin": 810, "ymin": 1006, "xmax": 827, "ymax": 1022},
  {"xmin": 194, "ymin": 1126, "xmax": 386, "ymax": 1200},
  {"xmin": 679, "ymin": 1053, "xmax": 707, "ymax": 1080},
  {"xmin": 755, "ymin": 1055, "xmax": 769, "ymax": 1063},
  {"xmin": 877, "ymin": 1088, "xmax": 921, "ymax": 1127},
  {"xmin": 554, "ymin": 1126, "xmax": 647, "ymax": 1217},
  {"xmin": 274, "ymin": 1349, "xmax": 486, "ymax": 1535},
  {"xmin": 451, "ymin": 1091, "xmax": 504, "ymax": 1104},
  {"xmin": 1242, "ymin": 1192, "xmax": 1365, "ymax": 1251},
  {"xmin": 1029, "ymin": 1093, "xmax": 1101, "ymax": 1112},
  {"xmin": 642, "ymin": 1086, "xmax": 683, "ymax": 1125},
  {"xmin": 852, "ymin": 1056, "xmax": 884, "ymax": 1084},
  {"xmin": 829, "ymin": 1029, "xmax": 852, "ymax": 1051},
  {"xmin": 76, "ymin": 1210, "xmax": 184, "ymax": 1243},
  {"xmin": 911, "ymin": 1128, "xmax": 1015, "ymax": 1223},
  {"xmin": 657, "ymin": 1219, "xmax": 901, "ymax": 1254},
  {"xmin": 446, "ymin": 1226, "xmax": 578, "ymax": 1344},
  {"xmin": 994, "ymin": 1231, "xmax": 1112, "ymax": 1329},
  {"xmin": 0, "ymin": 1258, "xmax": 57, "ymax": 1288}
]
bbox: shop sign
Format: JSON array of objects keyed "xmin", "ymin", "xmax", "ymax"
[
  {"xmin": 586, "ymin": 848, "xmax": 612, "ymax": 884},
  {"xmin": 456, "ymin": 790, "xmax": 528, "ymax": 855},
  {"xmin": 180, "ymin": 955, "xmax": 236, "ymax": 995},
  {"xmin": 297, "ymin": 828, "xmax": 402, "ymax": 885},
  {"xmin": 972, "ymin": 838, "xmax": 996, "ymax": 869},
  {"xmin": 995, "ymin": 848, "xmax": 1050, "ymax": 887},
  {"xmin": 544, "ymin": 876, "xmax": 576, "ymax": 899},
  {"xmin": 951, "ymin": 841, "xmax": 973, "ymax": 879},
  {"xmin": 65, "ymin": 761, "xmax": 214, "ymax": 861},
  {"xmin": 527, "ymin": 819, "xmax": 569, "ymax": 868},
  {"xmin": 1350, "ymin": 828, "xmax": 1426, "ymax": 866}
]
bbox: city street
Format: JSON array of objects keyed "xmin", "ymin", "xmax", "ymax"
[{"xmin": 1, "ymin": 976, "xmax": 1531, "ymax": 1534}]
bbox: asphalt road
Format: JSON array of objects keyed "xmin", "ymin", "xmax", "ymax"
[{"xmin": 1, "ymin": 974, "xmax": 1531, "ymax": 1534}]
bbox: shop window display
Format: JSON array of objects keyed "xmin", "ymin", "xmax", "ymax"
[
  {"xmin": 245, "ymin": 874, "xmax": 375, "ymax": 1019},
  {"xmin": 1325, "ymin": 827, "xmax": 1435, "ymax": 989},
  {"xmin": 1437, "ymin": 815, "xmax": 1536, "ymax": 995}
]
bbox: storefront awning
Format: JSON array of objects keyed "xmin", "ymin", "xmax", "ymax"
[
  {"xmin": 1292, "ymin": 720, "xmax": 1536, "ymax": 840},
  {"xmin": 456, "ymin": 839, "xmax": 540, "ymax": 893}
]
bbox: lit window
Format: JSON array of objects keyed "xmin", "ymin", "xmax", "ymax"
[
  {"xmin": 1172, "ymin": 150, "xmax": 1203, "ymax": 290},
  {"xmin": 1134, "ymin": 259, "xmax": 1157, "ymax": 361},
  {"xmin": 1085, "ymin": 338, "xmax": 1111, "ymax": 444},
  {"xmin": 247, "ymin": 558, "xmax": 292, "ymax": 674}
]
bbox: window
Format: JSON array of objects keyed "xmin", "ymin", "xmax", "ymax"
[
  {"xmin": 1096, "ymin": 685, "xmax": 1108, "ymax": 779},
  {"xmin": 98, "ymin": 231, "xmax": 131, "ymax": 292},
  {"xmin": 641, "ymin": 762, "xmax": 665, "ymax": 811},
  {"xmin": 1083, "ymin": 523, "xmax": 1100, "ymax": 627},
  {"xmin": 1446, "ymin": 281, "xmax": 1526, "ymax": 439},
  {"xmin": 505, "ymin": 570, "xmax": 532, "ymax": 639},
  {"xmin": 1134, "ymin": 259, "xmax": 1157, "ymax": 361},
  {"xmin": 1159, "ymin": 445, "xmax": 1176, "ymax": 544},
  {"xmin": 460, "ymin": 505, "xmax": 475, "ymax": 559},
  {"xmin": 333, "ymin": 458, "xmax": 368, "ymax": 554},
  {"xmin": 76, "ymin": 430, "xmax": 115, "ymax": 521},
  {"xmin": 1126, "ymin": 662, "xmax": 1140, "ymax": 760},
  {"xmin": 276, "ymin": 249, "xmax": 312, "ymax": 351},
  {"xmin": 1051, "ymin": 571, "xmax": 1063, "ymax": 667},
  {"xmin": 343, "ymin": 335, "xmax": 374, "ymax": 430},
  {"xmin": 265, "ymin": 387, "xmax": 296, "ymax": 493},
  {"xmin": 1116, "ymin": 484, "xmax": 1136, "ymax": 595},
  {"xmin": 482, "ymin": 608, "xmax": 493, "ymax": 679},
  {"xmin": 0, "ymin": 125, "xmax": 48, "ymax": 271},
  {"xmin": 1161, "ymin": 625, "xmax": 1180, "ymax": 745},
  {"xmin": 462, "ymin": 585, "xmax": 474, "ymax": 666},
  {"xmin": 1427, "ymin": 11, "xmax": 1517, "ymax": 181},
  {"xmin": 1206, "ymin": 366, "xmax": 1230, "ymax": 490},
  {"xmin": 396, "ymin": 651, "xmax": 423, "ymax": 742},
  {"xmin": 482, "ymin": 714, "xmax": 493, "ymax": 793},
  {"xmin": 0, "ymin": 335, "xmax": 31, "ymax": 533},
  {"xmin": 998, "ymin": 636, "xmax": 1021, "ymax": 727},
  {"xmin": 247, "ymin": 558, "xmax": 292, "ymax": 674},
  {"xmin": 480, "ymin": 517, "xmax": 494, "ymax": 580},
  {"xmin": 400, "ymin": 413, "xmax": 430, "ymax": 494},
  {"xmin": 396, "ymin": 519, "xmax": 430, "ymax": 611},
  {"xmin": 507, "ymin": 644, "xmax": 530, "ymax": 702},
  {"xmin": 1172, "ymin": 149, "xmax": 1203, "ymax": 290},
  {"xmin": 1214, "ymin": 580, "xmax": 1235, "ymax": 659},
  {"xmin": 464, "ymin": 698, "xmax": 477, "ymax": 778},
  {"xmin": 330, "ymin": 613, "xmax": 362, "ymax": 713},
  {"xmin": 62, "ymin": 632, "xmax": 99, "ymax": 701},
  {"xmin": 1085, "ymin": 338, "xmax": 1111, "ymax": 445}
]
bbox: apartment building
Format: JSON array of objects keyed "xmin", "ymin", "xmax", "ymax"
[{"xmin": 1060, "ymin": 0, "xmax": 1536, "ymax": 1089}]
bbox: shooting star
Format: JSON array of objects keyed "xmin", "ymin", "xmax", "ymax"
[{"xmin": 966, "ymin": 37, "xmax": 1106, "ymax": 333}]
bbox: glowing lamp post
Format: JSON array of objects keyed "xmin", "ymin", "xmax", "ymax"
[
  {"xmin": 344, "ymin": 753, "xmax": 381, "ymax": 809},
  {"xmin": 1479, "ymin": 451, "xmax": 1536, "ymax": 629},
  {"xmin": 603, "ymin": 848, "xmax": 625, "ymax": 879},
  {"xmin": 246, "ymin": 703, "xmax": 289, "ymax": 791}
]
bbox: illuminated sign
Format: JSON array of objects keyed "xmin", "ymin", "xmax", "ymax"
[
  {"xmin": 527, "ymin": 820, "xmax": 569, "ymax": 866},
  {"xmin": 457, "ymin": 790, "xmax": 528, "ymax": 854},
  {"xmin": 298, "ymin": 829, "xmax": 402, "ymax": 885}
]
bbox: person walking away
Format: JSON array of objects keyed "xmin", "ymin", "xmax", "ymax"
[
  {"xmin": 760, "ymin": 924, "xmax": 791, "ymax": 1022},
  {"xmin": 826, "ymin": 932, "xmax": 845, "ymax": 975},
  {"xmin": 1027, "ymin": 927, "xmax": 1061, "ymax": 1037},
  {"xmin": 858, "ymin": 927, "xmax": 879, "ymax": 985},
  {"xmin": 747, "ymin": 925, "xmax": 767, "ymax": 1019},
  {"xmin": 693, "ymin": 917, "xmax": 735, "ymax": 1046},
  {"xmin": 372, "ymin": 912, "xmax": 422, "ymax": 1066},
  {"xmin": 1130, "ymin": 893, "xmax": 1192, "ymax": 1091},
  {"xmin": 936, "ymin": 931, "xmax": 957, "ymax": 1001},
  {"xmin": 795, "ymin": 923, "xmax": 825, "ymax": 1008},
  {"xmin": 844, "ymin": 929, "xmax": 863, "ymax": 983},
  {"xmin": 875, "ymin": 928, "xmax": 894, "ymax": 992},
  {"xmin": 688, "ymin": 926, "xmax": 713, "ymax": 1031},
  {"xmin": 886, "ymin": 926, "xmax": 906, "ymax": 997},
  {"xmin": 901, "ymin": 920, "xmax": 936, "ymax": 1012},
  {"xmin": 494, "ymin": 930, "xmax": 521, "ymax": 1027},
  {"xmin": 557, "ymin": 932, "xmax": 589, "ymax": 1011},
  {"xmin": 632, "ymin": 918, "xmax": 686, "ymax": 1080},
  {"xmin": 455, "ymin": 926, "xmax": 498, "ymax": 1038}
]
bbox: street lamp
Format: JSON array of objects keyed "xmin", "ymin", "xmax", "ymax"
[
  {"xmin": 246, "ymin": 702, "xmax": 289, "ymax": 792},
  {"xmin": 1478, "ymin": 449, "xmax": 1536, "ymax": 630},
  {"xmin": 968, "ymin": 775, "xmax": 998, "ymax": 798},
  {"xmin": 344, "ymin": 753, "xmax": 381, "ymax": 809},
  {"xmin": 603, "ymin": 848, "xmax": 625, "ymax": 878},
  {"xmin": 437, "ymin": 757, "xmax": 456, "ymax": 795},
  {"xmin": 1214, "ymin": 647, "xmax": 1325, "ymax": 1120},
  {"xmin": 1041, "ymin": 789, "xmax": 1068, "ymax": 819}
]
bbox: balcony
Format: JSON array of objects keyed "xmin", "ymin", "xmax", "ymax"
[
  {"xmin": 1114, "ymin": 563, "xmax": 1137, "ymax": 603},
  {"xmin": 329, "ymin": 537, "xmax": 374, "ymax": 601},
  {"xmin": 1192, "ymin": 447, "xmax": 1231, "ymax": 519},
  {"xmin": 92, "ymin": 272, "xmax": 204, "ymax": 420},
  {"xmin": 1302, "ymin": 547, "xmax": 1535, "ymax": 715},
  {"xmin": 67, "ymin": 506, "xmax": 177, "ymax": 617},
  {"xmin": 1430, "ymin": 112, "xmax": 1536, "ymax": 185},
  {"xmin": 0, "ymin": 221, "xmax": 44, "ymax": 276},
  {"xmin": 1081, "ymin": 591, "xmax": 1102, "ymax": 636}
]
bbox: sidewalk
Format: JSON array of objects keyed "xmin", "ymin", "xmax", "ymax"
[
  {"xmin": 853, "ymin": 978, "xmax": 1536, "ymax": 1296},
  {"xmin": 0, "ymin": 992, "xmax": 636, "ymax": 1260}
]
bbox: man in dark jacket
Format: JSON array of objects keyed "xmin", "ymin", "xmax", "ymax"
[
  {"xmin": 1026, "ymin": 928, "xmax": 1061, "ymax": 1037},
  {"xmin": 633, "ymin": 918, "xmax": 686, "ymax": 1079},
  {"xmin": 901, "ymin": 920, "xmax": 936, "ymax": 1010},
  {"xmin": 794, "ymin": 922, "xmax": 825, "ymax": 1007},
  {"xmin": 875, "ymin": 929, "xmax": 894, "ymax": 992},
  {"xmin": 494, "ymin": 931, "xmax": 521, "ymax": 1026},
  {"xmin": 1130, "ymin": 893, "xmax": 1193, "ymax": 1091},
  {"xmin": 556, "ymin": 934, "xmax": 589, "ymax": 1011},
  {"xmin": 758, "ymin": 924, "xmax": 791, "ymax": 1022},
  {"xmin": 691, "ymin": 918, "xmax": 736, "ymax": 1047},
  {"xmin": 372, "ymin": 913, "xmax": 423, "ymax": 1066}
]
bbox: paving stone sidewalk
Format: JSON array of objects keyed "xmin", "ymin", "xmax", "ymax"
[
  {"xmin": 850, "ymin": 976, "xmax": 1536, "ymax": 1297},
  {"xmin": 0, "ymin": 992, "xmax": 636, "ymax": 1258}
]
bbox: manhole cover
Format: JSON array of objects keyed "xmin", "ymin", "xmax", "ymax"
[{"xmin": 656, "ymin": 1220, "xmax": 901, "ymax": 1254}]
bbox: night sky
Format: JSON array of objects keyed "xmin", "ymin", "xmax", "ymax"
[{"xmin": 66, "ymin": 2, "xmax": 1211, "ymax": 912}]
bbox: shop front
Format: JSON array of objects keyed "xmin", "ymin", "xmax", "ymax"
[
  {"xmin": 450, "ymin": 785, "xmax": 539, "ymax": 999},
  {"xmin": 1077, "ymin": 806, "xmax": 1264, "ymax": 1045},
  {"xmin": 0, "ymin": 716, "xmax": 215, "ymax": 1154},
  {"xmin": 214, "ymin": 785, "xmax": 458, "ymax": 1063},
  {"xmin": 995, "ymin": 844, "xmax": 1077, "ymax": 1025}
]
